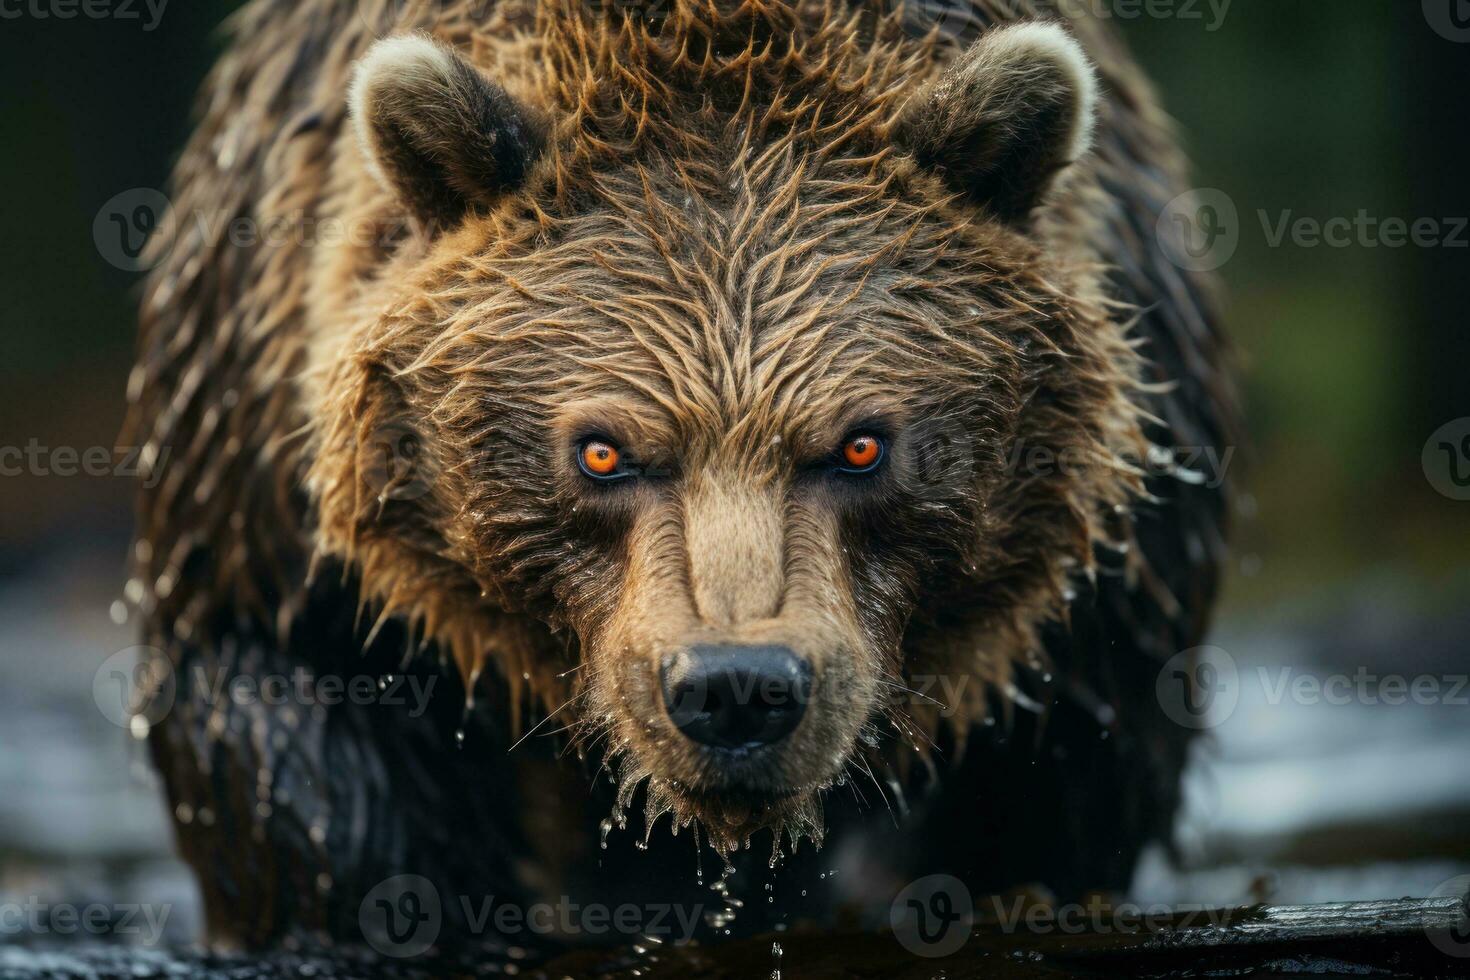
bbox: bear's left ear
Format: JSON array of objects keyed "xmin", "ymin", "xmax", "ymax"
[
  {"xmin": 897, "ymin": 22, "xmax": 1099, "ymax": 225},
  {"xmin": 349, "ymin": 35, "xmax": 546, "ymax": 231}
]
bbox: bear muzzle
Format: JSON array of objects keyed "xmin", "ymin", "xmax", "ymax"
[{"xmin": 660, "ymin": 644, "xmax": 812, "ymax": 752}]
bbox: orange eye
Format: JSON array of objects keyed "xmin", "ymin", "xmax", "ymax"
[
  {"xmin": 840, "ymin": 434, "xmax": 884, "ymax": 472},
  {"xmin": 578, "ymin": 439, "xmax": 623, "ymax": 479}
]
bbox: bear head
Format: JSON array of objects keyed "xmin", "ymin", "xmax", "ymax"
[{"xmin": 311, "ymin": 3, "xmax": 1147, "ymax": 855}]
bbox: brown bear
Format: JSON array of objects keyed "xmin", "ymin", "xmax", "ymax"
[{"xmin": 127, "ymin": 0, "xmax": 1235, "ymax": 954}]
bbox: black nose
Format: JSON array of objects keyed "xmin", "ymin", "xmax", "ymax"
[{"xmin": 661, "ymin": 645, "xmax": 811, "ymax": 751}]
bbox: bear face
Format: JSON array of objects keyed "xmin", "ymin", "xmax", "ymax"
[{"xmin": 310, "ymin": 10, "xmax": 1149, "ymax": 855}]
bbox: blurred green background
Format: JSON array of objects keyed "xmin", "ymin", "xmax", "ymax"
[
  {"xmin": 2, "ymin": 1, "xmax": 1467, "ymax": 615},
  {"xmin": 1126, "ymin": 2, "xmax": 1470, "ymax": 612}
]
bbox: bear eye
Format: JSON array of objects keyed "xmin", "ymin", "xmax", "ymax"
[
  {"xmin": 577, "ymin": 438, "xmax": 627, "ymax": 480},
  {"xmin": 837, "ymin": 433, "xmax": 885, "ymax": 474}
]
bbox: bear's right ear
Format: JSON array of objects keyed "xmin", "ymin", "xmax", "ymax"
[
  {"xmin": 896, "ymin": 22, "xmax": 1099, "ymax": 225},
  {"xmin": 349, "ymin": 35, "xmax": 545, "ymax": 231}
]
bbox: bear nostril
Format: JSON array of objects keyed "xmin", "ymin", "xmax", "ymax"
[{"xmin": 660, "ymin": 644, "xmax": 810, "ymax": 751}]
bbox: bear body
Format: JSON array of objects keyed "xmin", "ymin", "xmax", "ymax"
[{"xmin": 129, "ymin": 0, "xmax": 1234, "ymax": 952}]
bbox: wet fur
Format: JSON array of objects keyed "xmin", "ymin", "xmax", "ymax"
[{"xmin": 129, "ymin": 0, "xmax": 1235, "ymax": 949}]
